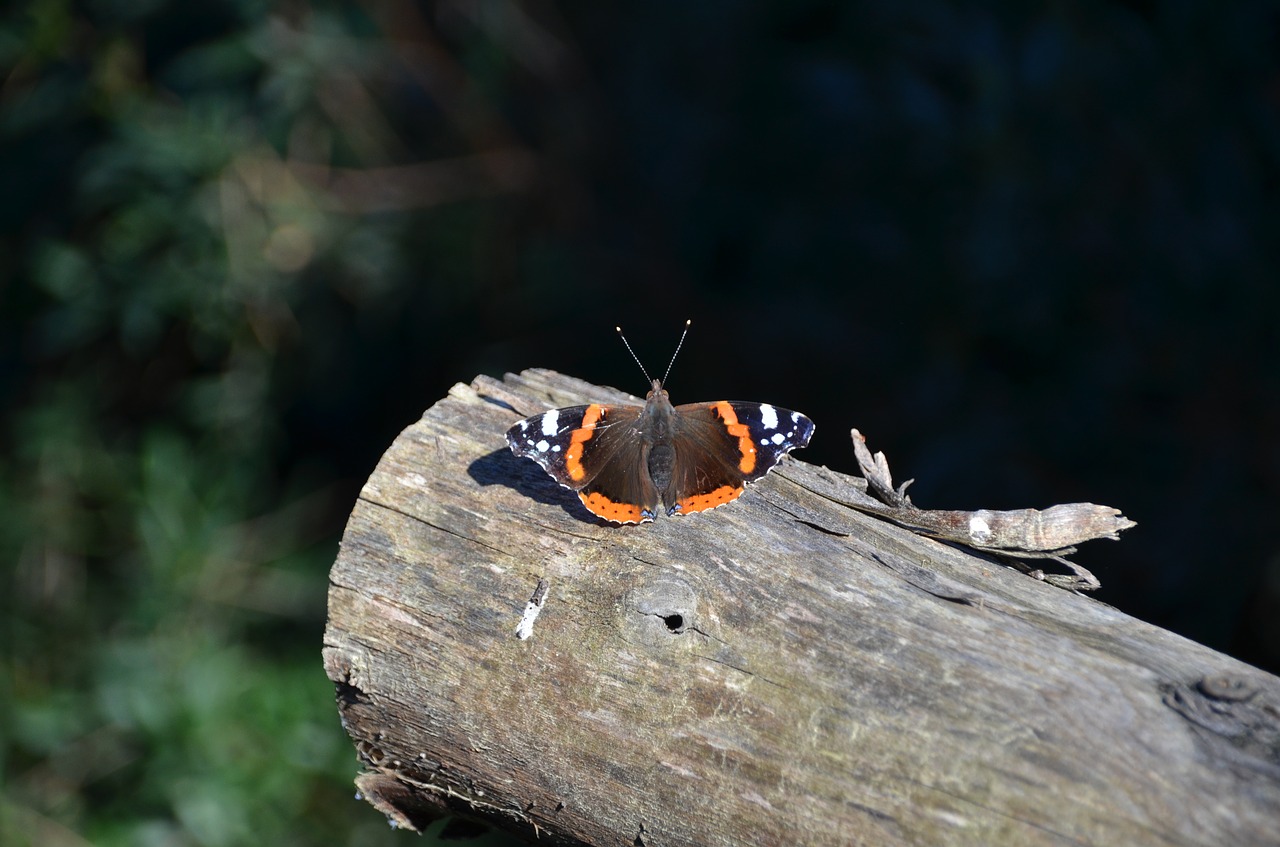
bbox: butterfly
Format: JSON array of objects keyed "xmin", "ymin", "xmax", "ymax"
[{"xmin": 506, "ymin": 322, "xmax": 814, "ymax": 523}]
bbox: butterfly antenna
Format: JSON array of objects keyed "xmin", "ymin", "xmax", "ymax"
[
  {"xmin": 616, "ymin": 326, "xmax": 653, "ymax": 385},
  {"xmin": 660, "ymin": 319, "xmax": 692, "ymax": 386}
]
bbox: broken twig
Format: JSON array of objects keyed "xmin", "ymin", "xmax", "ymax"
[{"xmin": 844, "ymin": 429, "xmax": 1135, "ymax": 591}]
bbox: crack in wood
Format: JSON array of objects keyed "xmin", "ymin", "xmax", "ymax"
[{"xmin": 360, "ymin": 494, "xmax": 519, "ymax": 558}]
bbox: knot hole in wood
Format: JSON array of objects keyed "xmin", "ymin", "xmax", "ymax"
[{"xmin": 623, "ymin": 575, "xmax": 700, "ymax": 646}]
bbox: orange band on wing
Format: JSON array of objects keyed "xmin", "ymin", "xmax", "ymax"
[
  {"xmin": 580, "ymin": 491, "xmax": 648, "ymax": 524},
  {"xmin": 712, "ymin": 401, "xmax": 757, "ymax": 474},
  {"xmin": 564, "ymin": 404, "xmax": 605, "ymax": 482},
  {"xmin": 677, "ymin": 484, "xmax": 745, "ymax": 515}
]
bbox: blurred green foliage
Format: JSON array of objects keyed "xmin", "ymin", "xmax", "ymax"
[{"xmin": 0, "ymin": 0, "xmax": 530, "ymax": 843}]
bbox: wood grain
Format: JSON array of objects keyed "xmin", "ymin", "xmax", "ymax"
[{"xmin": 323, "ymin": 369, "xmax": 1280, "ymax": 846}]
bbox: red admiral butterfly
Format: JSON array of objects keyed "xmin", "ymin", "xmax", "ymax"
[{"xmin": 506, "ymin": 322, "xmax": 814, "ymax": 524}]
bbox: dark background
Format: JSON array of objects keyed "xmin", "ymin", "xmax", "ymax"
[{"xmin": 3, "ymin": 1, "xmax": 1277, "ymax": 844}]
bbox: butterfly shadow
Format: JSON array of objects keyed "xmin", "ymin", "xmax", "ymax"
[{"xmin": 467, "ymin": 448, "xmax": 608, "ymax": 526}]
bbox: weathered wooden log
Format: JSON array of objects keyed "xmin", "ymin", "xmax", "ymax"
[{"xmin": 322, "ymin": 370, "xmax": 1280, "ymax": 846}]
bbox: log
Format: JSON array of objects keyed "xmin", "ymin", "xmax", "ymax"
[{"xmin": 322, "ymin": 370, "xmax": 1280, "ymax": 846}]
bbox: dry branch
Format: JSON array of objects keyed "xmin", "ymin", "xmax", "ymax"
[
  {"xmin": 323, "ymin": 369, "xmax": 1280, "ymax": 846},
  {"xmin": 825, "ymin": 428, "xmax": 1137, "ymax": 591}
]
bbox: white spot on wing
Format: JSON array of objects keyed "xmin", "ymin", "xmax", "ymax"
[
  {"xmin": 541, "ymin": 409, "xmax": 560, "ymax": 437},
  {"xmin": 536, "ymin": 439, "xmax": 550, "ymax": 452},
  {"xmin": 760, "ymin": 404, "xmax": 779, "ymax": 430},
  {"xmin": 771, "ymin": 433, "xmax": 785, "ymax": 445}
]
